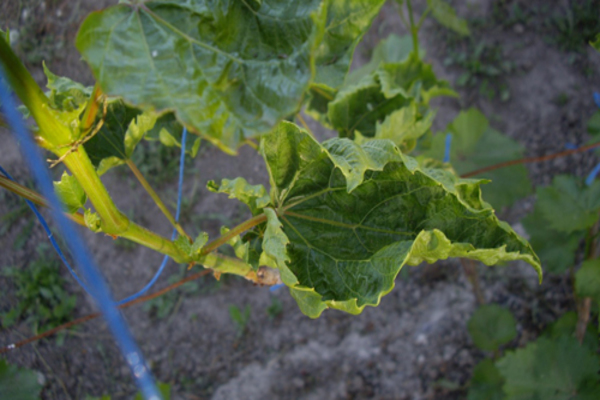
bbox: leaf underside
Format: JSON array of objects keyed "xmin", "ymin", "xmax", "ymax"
[
  {"xmin": 76, "ymin": 0, "xmax": 385, "ymax": 153},
  {"xmin": 251, "ymin": 122, "xmax": 540, "ymax": 317}
]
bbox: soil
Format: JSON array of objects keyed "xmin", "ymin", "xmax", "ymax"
[{"xmin": 1, "ymin": 0, "xmax": 599, "ymax": 399}]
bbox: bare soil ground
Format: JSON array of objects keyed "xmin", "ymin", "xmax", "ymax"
[{"xmin": 1, "ymin": 0, "xmax": 599, "ymax": 399}]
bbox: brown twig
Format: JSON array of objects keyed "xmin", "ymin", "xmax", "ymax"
[
  {"xmin": 0, "ymin": 269, "xmax": 212, "ymax": 353},
  {"xmin": 461, "ymin": 141, "xmax": 600, "ymax": 178}
]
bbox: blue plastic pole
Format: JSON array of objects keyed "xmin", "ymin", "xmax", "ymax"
[{"xmin": 0, "ymin": 66, "xmax": 162, "ymax": 400}]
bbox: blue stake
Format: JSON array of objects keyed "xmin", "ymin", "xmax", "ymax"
[
  {"xmin": 443, "ymin": 133, "xmax": 452, "ymax": 163},
  {"xmin": 0, "ymin": 66, "xmax": 162, "ymax": 400}
]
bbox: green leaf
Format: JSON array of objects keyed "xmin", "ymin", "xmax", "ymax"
[
  {"xmin": 53, "ymin": 171, "xmax": 87, "ymax": 213},
  {"xmin": 467, "ymin": 359, "xmax": 505, "ymax": 400},
  {"xmin": 592, "ymin": 33, "xmax": 600, "ymax": 52},
  {"xmin": 364, "ymin": 102, "xmax": 434, "ymax": 152},
  {"xmin": 84, "ymin": 209, "xmax": 102, "ymax": 233},
  {"xmin": 536, "ymin": 175, "xmax": 600, "ymax": 233},
  {"xmin": 76, "ymin": 1, "xmax": 382, "ymax": 153},
  {"xmin": 345, "ymin": 34, "xmax": 418, "ymax": 86},
  {"xmin": 263, "ymin": 208, "xmax": 298, "ymax": 286},
  {"xmin": 587, "ymin": 111, "xmax": 600, "ymax": 136},
  {"xmin": 258, "ymin": 122, "xmax": 540, "ymax": 317},
  {"xmin": 175, "ymin": 232, "xmax": 209, "ymax": 260},
  {"xmin": 427, "ymin": 0, "xmax": 470, "ymax": 36},
  {"xmin": 467, "ymin": 304, "xmax": 517, "ymax": 352},
  {"xmin": 0, "ymin": 359, "xmax": 43, "ymax": 400},
  {"xmin": 522, "ymin": 204, "xmax": 583, "ymax": 274},
  {"xmin": 328, "ymin": 55, "xmax": 455, "ymax": 139},
  {"xmin": 423, "ymin": 108, "xmax": 532, "ymax": 209},
  {"xmin": 207, "ymin": 178, "xmax": 270, "ymax": 216},
  {"xmin": 497, "ymin": 335, "xmax": 600, "ymax": 400},
  {"xmin": 543, "ymin": 312, "xmax": 598, "ymax": 352},
  {"xmin": 576, "ymin": 260, "xmax": 600, "ymax": 304},
  {"xmin": 43, "ymin": 62, "xmax": 92, "ymax": 112},
  {"xmin": 313, "ymin": 0, "xmax": 386, "ymax": 89},
  {"xmin": 83, "ymin": 101, "xmax": 142, "ymax": 170}
]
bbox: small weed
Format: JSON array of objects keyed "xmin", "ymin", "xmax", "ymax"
[
  {"xmin": 549, "ymin": 0, "xmax": 600, "ymax": 53},
  {"xmin": 553, "ymin": 92, "xmax": 570, "ymax": 107},
  {"xmin": 444, "ymin": 40, "xmax": 515, "ymax": 101},
  {"xmin": 229, "ymin": 304, "xmax": 251, "ymax": 337},
  {"xmin": 1, "ymin": 244, "xmax": 77, "ymax": 343},
  {"xmin": 266, "ymin": 296, "xmax": 283, "ymax": 320}
]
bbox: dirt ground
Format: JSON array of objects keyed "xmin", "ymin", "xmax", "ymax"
[{"xmin": 1, "ymin": 0, "xmax": 599, "ymax": 399}]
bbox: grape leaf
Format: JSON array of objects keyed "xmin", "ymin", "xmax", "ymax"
[
  {"xmin": 467, "ymin": 359, "xmax": 505, "ymax": 400},
  {"xmin": 0, "ymin": 359, "xmax": 43, "ymax": 400},
  {"xmin": 144, "ymin": 113, "xmax": 202, "ymax": 157},
  {"xmin": 76, "ymin": 0, "xmax": 384, "ymax": 154},
  {"xmin": 423, "ymin": 108, "xmax": 532, "ymax": 209},
  {"xmin": 427, "ymin": 0, "xmax": 470, "ymax": 36},
  {"xmin": 592, "ymin": 34, "xmax": 600, "ymax": 52},
  {"xmin": 542, "ymin": 312, "xmax": 598, "ymax": 352},
  {"xmin": 255, "ymin": 122, "xmax": 540, "ymax": 317},
  {"xmin": 345, "ymin": 33, "xmax": 418, "ymax": 86},
  {"xmin": 536, "ymin": 175, "xmax": 600, "ymax": 233},
  {"xmin": 313, "ymin": 0, "xmax": 386, "ymax": 88},
  {"xmin": 83, "ymin": 103, "xmax": 159, "ymax": 175},
  {"xmin": 576, "ymin": 260, "xmax": 600, "ymax": 304},
  {"xmin": 497, "ymin": 336, "xmax": 600, "ymax": 400},
  {"xmin": 43, "ymin": 63, "xmax": 92, "ymax": 112},
  {"xmin": 207, "ymin": 178, "xmax": 270, "ymax": 216},
  {"xmin": 358, "ymin": 101, "xmax": 435, "ymax": 152},
  {"xmin": 328, "ymin": 55, "xmax": 454, "ymax": 139},
  {"xmin": 53, "ymin": 171, "xmax": 87, "ymax": 214},
  {"xmin": 587, "ymin": 111, "xmax": 600, "ymax": 136},
  {"xmin": 522, "ymin": 205, "xmax": 583, "ymax": 274},
  {"xmin": 467, "ymin": 304, "xmax": 517, "ymax": 352}
]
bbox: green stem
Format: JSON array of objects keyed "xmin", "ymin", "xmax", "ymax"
[
  {"xmin": 416, "ymin": 6, "xmax": 432, "ymax": 31},
  {"xmin": 62, "ymin": 149, "xmax": 129, "ymax": 235},
  {"xmin": 0, "ymin": 175, "xmax": 86, "ymax": 226},
  {"xmin": 201, "ymin": 213, "xmax": 267, "ymax": 256},
  {"xmin": 126, "ymin": 159, "xmax": 189, "ymax": 240},
  {"xmin": 0, "ymin": 36, "xmax": 71, "ymax": 147},
  {"xmin": 406, "ymin": 0, "xmax": 419, "ymax": 58}
]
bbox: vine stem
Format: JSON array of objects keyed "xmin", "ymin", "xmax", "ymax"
[
  {"xmin": 406, "ymin": 0, "xmax": 419, "ymax": 59},
  {"xmin": 462, "ymin": 141, "xmax": 600, "ymax": 178},
  {"xmin": 576, "ymin": 218, "xmax": 599, "ymax": 343},
  {"xmin": 200, "ymin": 213, "xmax": 267, "ymax": 256},
  {"xmin": 0, "ymin": 175, "xmax": 85, "ymax": 226},
  {"xmin": 126, "ymin": 159, "xmax": 190, "ymax": 240}
]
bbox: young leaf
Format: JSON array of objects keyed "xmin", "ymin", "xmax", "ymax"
[
  {"xmin": 345, "ymin": 34, "xmax": 418, "ymax": 86},
  {"xmin": 257, "ymin": 122, "xmax": 540, "ymax": 317},
  {"xmin": 497, "ymin": 336, "xmax": 600, "ymax": 399},
  {"xmin": 423, "ymin": 108, "xmax": 532, "ymax": 209},
  {"xmin": 43, "ymin": 63, "xmax": 92, "ymax": 112},
  {"xmin": 576, "ymin": 260, "xmax": 600, "ymax": 304},
  {"xmin": 313, "ymin": 0, "xmax": 386, "ymax": 89},
  {"xmin": 592, "ymin": 33, "xmax": 600, "ymax": 52},
  {"xmin": 262, "ymin": 208, "xmax": 298, "ymax": 286},
  {"xmin": 53, "ymin": 171, "xmax": 87, "ymax": 213},
  {"xmin": 84, "ymin": 209, "xmax": 102, "ymax": 233},
  {"xmin": 427, "ymin": 0, "xmax": 470, "ymax": 36},
  {"xmin": 467, "ymin": 359, "xmax": 505, "ymax": 400},
  {"xmin": 467, "ymin": 304, "xmax": 517, "ymax": 352},
  {"xmin": 522, "ymin": 205, "xmax": 583, "ymax": 274},
  {"xmin": 76, "ymin": 1, "xmax": 383, "ymax": 153},
  {"xmin": 175, "ymin": 232, "xmax": 208, "ymax": 261},
  {"xmin": 207, "ymin": 178, "xmax": 270, "ymax": 216},
  {"xmin": 0, "ymin": 359, "xmax": 43, "ymax": 400},
  {"xmin": 328, "ymin": 55, "xmax": 455, "ymax": 138},
  {"xmin": 536, "ymin": 175, "xmax": 600, "ymax": 233}
]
